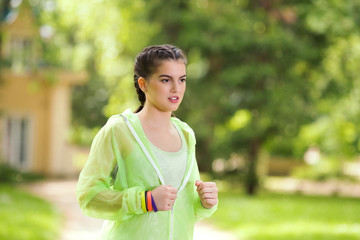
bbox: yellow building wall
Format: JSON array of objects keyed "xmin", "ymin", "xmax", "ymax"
[
  {"xmin": 0, "ymin": 69, "xmax": 87, "ymax": 176},
  {"xmin": 0, "ymin": 1, "xmax": 87, "ymax": 177},
  {"xmin": 0, "ymin": 70, "xmax": 50, "ymax": 174}
]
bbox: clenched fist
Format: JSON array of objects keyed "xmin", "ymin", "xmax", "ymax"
[
  {"xmin": 151, "ymin": 185, "xmax": 177, "ymax": 211},
  {"xmin": 195, "ymin": 180, "xmax": 218, "ymax": 209}
]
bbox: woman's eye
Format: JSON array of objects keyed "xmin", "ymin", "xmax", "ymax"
[
  {"xmin": 180, "ymin": 78, "xmax": 186, "ymax": 82},
  {"xmin": 161, "ymin": 79, "xmax": 170, "ymax": 83}
]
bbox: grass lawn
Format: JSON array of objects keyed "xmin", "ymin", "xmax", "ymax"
[
  {"xmin": 208, "ymin": 189, "xmax": 360, "ymax": 240},
  {"xmin": 0, "ymin": 184, "xmax": 62, "ymax": 240}
]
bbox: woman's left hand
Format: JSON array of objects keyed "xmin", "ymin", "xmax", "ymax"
[{"xmin": 195, "ymin": 180, "xmax": 218, "ymax": 209}]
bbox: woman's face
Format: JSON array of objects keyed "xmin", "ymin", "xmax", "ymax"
[{"xmin": 143, "ymin": 60, "xmax": 186, "ymax": 113}]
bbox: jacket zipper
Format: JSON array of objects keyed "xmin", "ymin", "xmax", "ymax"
[
  {"xmin": 169, "ymin": 208, "xmax": 174, "ymax": 240},
  {"xmin": 169, "ymin": 158, "xmax": 195, "ymax": 240}
]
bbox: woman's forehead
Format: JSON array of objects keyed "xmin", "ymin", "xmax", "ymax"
[{"xmin": 153, "ymin": 60, "xmax": 186, "ymax": 77}]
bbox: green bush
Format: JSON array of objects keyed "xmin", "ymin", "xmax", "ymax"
[
  {"xmin": 290, "ymin": 157, "xmax": 357, "ymax": 182},
  {"xmin": 67, "ymin": 125, "xmax": 100, "ymax": 146},
  {"xmin": 0, "ymin": 164, "xmax": 44, "ymax": 184}
]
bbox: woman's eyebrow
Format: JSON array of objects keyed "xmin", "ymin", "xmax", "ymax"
[
  {"xmin": 158, "ymin": 74, "xmax": 187, "ymax": 78},
  {"xmin": 159, "ymin": 74, "xmax": 172, "ymax": 78}
]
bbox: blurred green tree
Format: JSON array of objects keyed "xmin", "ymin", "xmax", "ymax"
[
  {"xmin": 146, "ymin": 0, "xmax": 323, "ymax": 194},
  {"xmin": 36, "ymin": 0, "xmax": 360, "ymax": 194},
  {"xmin": 295, "ymin": 0, "xmax": 360, "ymax": 158},
  {"xmin": 38, "ymin": 0, "xmax": 159, "ymax": 127}
]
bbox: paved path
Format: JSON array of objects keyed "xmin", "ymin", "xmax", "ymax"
[{"xmin": 22, "ymin": 180, "xmax": 236, "ymax": 240}]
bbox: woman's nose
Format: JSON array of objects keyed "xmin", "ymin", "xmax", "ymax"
[{"xmin": 171, "ymin": 82, "xmax": 178, "ymax": 92}]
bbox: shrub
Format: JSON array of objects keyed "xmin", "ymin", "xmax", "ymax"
[{"xmin": 0, "ymin": 163, "xmax": 44, "ymax": 184}]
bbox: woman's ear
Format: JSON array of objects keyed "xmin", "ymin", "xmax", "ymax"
[{"xmin": 138, "ymin": 77, "xmax": 147, "ymax": 92}]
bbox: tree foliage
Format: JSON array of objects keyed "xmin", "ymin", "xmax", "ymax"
[
  {"xmin": 296, "ymin": 0, "xmax": 360, "ymax": 157},
  {"xmin": 38, "ymin": 0, "xmax": 159, "ymax": 127},
  {"xmin": 34, "ymin": 0, "xmax": 360, "ymax": 194},
  {"xmin": 143, "ymin": 0, "xmax": 325, "ymax": 193}
]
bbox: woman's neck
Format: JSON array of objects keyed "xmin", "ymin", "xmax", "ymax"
[{"xmin": 136, "ymin": 106, "xmax": 173, "ymax": 131}]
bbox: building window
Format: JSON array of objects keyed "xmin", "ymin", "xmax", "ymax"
[
  {"xmin": 1, "ymin": 115, "xmax": 32, "ymax": 170},
  {"xmin": 11, "ymin": 36, "xmax": 33, "ymax": 73}
]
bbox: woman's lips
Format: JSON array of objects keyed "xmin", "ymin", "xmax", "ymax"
[{"xmin": 169, "ymin": 96, "xmax": 179, "ymax": 103}]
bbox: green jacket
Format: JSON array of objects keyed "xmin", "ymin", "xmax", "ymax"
[{"xmin": 76, "ymin": 109, "xmax": 217, "ymax": 240}]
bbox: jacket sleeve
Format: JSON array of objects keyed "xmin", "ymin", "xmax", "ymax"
[
  {"xmin": 193, "ymin": 159, "xmax": 218, "ymax": 222},
  {"xmin": 76, "ymin": 121, "xmax": 145, "ymax": 221}
]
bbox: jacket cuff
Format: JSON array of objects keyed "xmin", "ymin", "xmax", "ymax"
[{"xmin": 194, "ymin": 199, "xmax": 218, "ymax": 222}]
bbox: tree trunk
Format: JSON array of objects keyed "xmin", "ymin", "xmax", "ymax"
[{"xmin": 245, "ymin": 140, "xmax": 260, "ymax": 195}]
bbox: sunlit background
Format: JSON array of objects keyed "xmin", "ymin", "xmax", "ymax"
[{"xmin": 1, "ymin": 0, "xmax": 360, "ymax": 239}]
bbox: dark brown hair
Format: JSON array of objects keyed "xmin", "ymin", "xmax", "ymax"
[{"xmin": 133, "ymin": 44, "xmax": 187, "ymax": 113}]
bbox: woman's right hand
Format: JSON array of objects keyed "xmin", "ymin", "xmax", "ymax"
[{"xmin": 151, "ymin": 185, "xmax": 177, "ymax": 211}]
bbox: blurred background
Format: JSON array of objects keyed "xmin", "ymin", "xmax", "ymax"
[{"xmin": 1, "ymin": 0, "xmax": 360, "ymax": 239}]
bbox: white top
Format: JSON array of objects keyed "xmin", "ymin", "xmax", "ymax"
[{"xmin": 150, "ymin": 124, "xmax": 188, "ymax": 189}]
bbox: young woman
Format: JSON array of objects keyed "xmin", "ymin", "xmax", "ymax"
[{"xmin": 76, "ymin": 44, "xmax": 218, "ymax": 240}]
